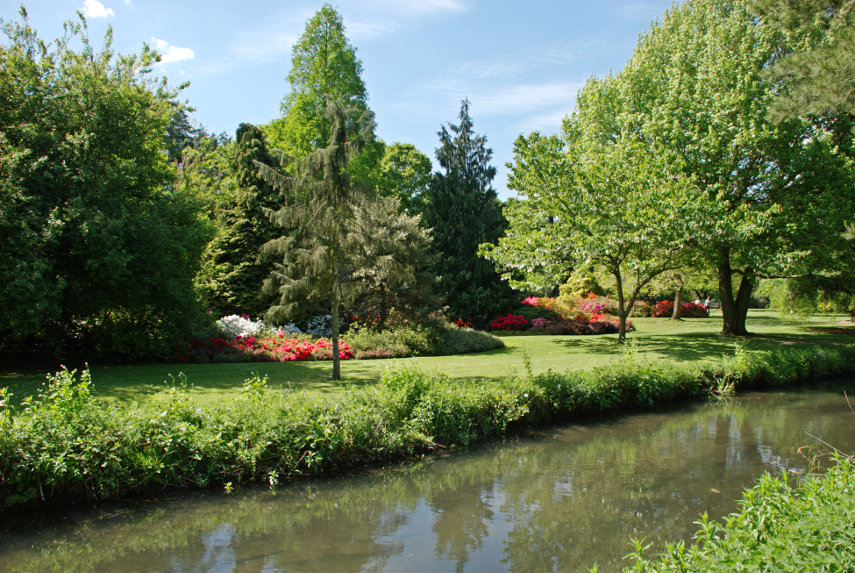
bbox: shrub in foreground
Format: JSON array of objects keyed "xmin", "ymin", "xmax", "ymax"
[
  {"xmin": 618, "ymin": 456, "xmax": 855, "ymax": 572},
  {"xmin": 1, "ymin": 344, "xmax": 853, "ymax": 510}
]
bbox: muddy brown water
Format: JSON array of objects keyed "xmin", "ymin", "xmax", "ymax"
[{"xmin": 1, "ymin": 386, "xmax": 853, "ymax": 573}]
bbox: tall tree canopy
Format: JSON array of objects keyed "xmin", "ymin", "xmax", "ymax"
[
  {"xmin": 751, "ymin": 0, "xmax": 855, "ymax": 119},
  {"xmin": 198, "ymin": 124, "xmax": 280, "ymax": 317},
  {"xmin": 423, "ymin": 99, "xmax": 514, "ymax": 325},
  {"xmin": 622, "ymin": 0, "xmax": 855, "ymax": 335},
  {"xmin": 0, "ymin": 9, "xmax": 210, "ymax": 357},
  {"xmin": 266, "ymin": 4, "xmax": 374, "ymax": 158},
  {"xmin": 375, "ymin": 142, "xmax": 433, "ymax": 215},
  {"xmin": 485, "ymin": 75, "xmax": 701, "ymax": 341}
]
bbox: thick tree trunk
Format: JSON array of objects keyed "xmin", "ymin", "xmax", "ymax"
[
  {"xmin": 671, "ymin": 281, "xmax": 683, "ymax": 320},
  {"xmin": 717, "ymin": 248, "xmax": 753, "ymax": 336}
]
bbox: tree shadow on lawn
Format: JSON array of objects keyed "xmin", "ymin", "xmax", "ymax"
[
  {"xmin": 561, "ymin": 329, "xmax": 855, "ymax": 366},
  {"xmin": 1, "ymin": 360, "xmax": 388, "ymax": 405}
]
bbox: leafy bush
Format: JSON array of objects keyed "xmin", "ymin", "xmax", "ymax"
[
  {"xmin": 529, "ymin": 318, "xmax": 626, "ymax": 335},
  {"xmin": 632, "ymin": 300, "xmax": 652, "ymax": 317},
  {"xmin": 344, "ymin": 320, "xmax": 503, "ymax": 358},
  {"xmin": 557, "ymin": 271, "xmax": 606, "ymax": 302},
  {"xmin": 515, "ymin": 304, "xmax": 564, "ymax": 323},
  {"xmin": 621, "ymin": 456, "xmax": 855, "ymax": 572}
]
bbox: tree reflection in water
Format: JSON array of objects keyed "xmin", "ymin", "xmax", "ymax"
[{"xmin": 1, "ymin": 387, "xmax": 852, "ymax": 573}]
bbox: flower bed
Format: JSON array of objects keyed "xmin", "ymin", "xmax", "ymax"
[{"xmin": 184, "ymin": 331, "xmax": 353, "ymax": 363}]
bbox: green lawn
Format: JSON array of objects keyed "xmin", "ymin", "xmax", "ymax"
[{"xmin": 2, "ymin": 310, "xmax": 852, "ymax": 405}]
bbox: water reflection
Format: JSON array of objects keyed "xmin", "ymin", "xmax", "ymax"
[{"xmin": 1, "ymin": 388, "xmax": 852, "ymax": 573}]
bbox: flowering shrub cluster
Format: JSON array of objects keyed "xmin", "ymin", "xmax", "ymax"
[
  {"xmin": 215, "ymin": 315, "xmax": 268, "ymax": 338},
  {"xmin": 489, "ymin": 314, "xmax": 530, "ymax": 331},
  {"xmin": 652, "ymin": 300, "xmax": 709, "ymax": 318},
  {"xmin": 452, "ymin": 317, "xmax": 474, "ymax": 329},
  {"xmin": 492, "ymin": 294, "xmax": 629, "ymax": 335},
  {"xmin": 184, "ymin": 331, "xmax": 353, "ymax": 363}
]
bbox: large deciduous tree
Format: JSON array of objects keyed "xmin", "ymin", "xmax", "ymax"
[
  {"xmin": 423, "ymin": 99, "xmax": 514, "ymax": 325},
  {"xmin": 0, "ymin": 10, "xmax": 210, "ymax": 357},
  {"xmin": 619, "ymin": 0, "xmax": 855, "ymax": 335},
  {"xmin": 485, "ymin": 74, "xmax": 700, "ymax": 342}
]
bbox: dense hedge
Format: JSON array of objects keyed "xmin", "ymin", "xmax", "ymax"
[
  {"xmin": 1, "ymin": 344, "xmax": 854, "ymax": 510},
  {"xmin": 620, "ymin": 456, "xmax": 855, "ymax": 572}
]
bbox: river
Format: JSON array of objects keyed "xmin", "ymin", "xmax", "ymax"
[{"xmin": 1, "ymin": 386, "xmax": 853, "ymax": 572}]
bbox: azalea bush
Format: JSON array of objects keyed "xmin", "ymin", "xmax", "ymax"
[
  {"xmin": 528, "ymin": 316, "xmax": 627, "ymax": 335},
  {"xmin": 489, "ymin": 314, "xmax": 530, "ymax": 331},
  {"xmin": 183, "ymin": 331, "xmax": 353, "ymax": 363},
  {"xmin": 652, "ymin": 300, "xmax": 709, "ymax": 318}
]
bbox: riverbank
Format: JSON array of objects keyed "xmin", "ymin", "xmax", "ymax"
[
  {"xmin": 620, "ymin": 455, "xmax": 855, "ymax": 572},
  {"xmin": 2, "ymin": 342, "xmax": 854, "ymax": 511}
]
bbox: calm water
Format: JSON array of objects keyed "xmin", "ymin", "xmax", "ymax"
[{"xmin": 1, "ymin": 387, "xmax": 853, "ymax": 573}]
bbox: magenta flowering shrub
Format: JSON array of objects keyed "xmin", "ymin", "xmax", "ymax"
[{"xmin": 183, "ymin": 332, "xmax": 353, "ymax": 363}]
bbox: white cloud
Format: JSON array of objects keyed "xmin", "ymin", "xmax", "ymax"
[
  {"xmin": 151, "ymin": 37, "xmax": 195, "ymax": 64},
  {"xmin": 82, "ymin": 0, "xmax": 114, "ymax": 18}
]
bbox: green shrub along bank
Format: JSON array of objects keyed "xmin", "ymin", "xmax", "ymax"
[
  {"xmin": 617, "ymin": 456, "xmax": 855, "ymax": 572},
  {"xmin": 1, "ymin": 345, "xmax": 854, "ymax": 511}
]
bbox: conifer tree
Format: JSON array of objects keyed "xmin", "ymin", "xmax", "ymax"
[
  {"xmin": 258, "ymin": 101, "xmax": 373, "ymax": 380},
  {"xmin": 423, "ymin": 100, "xmax": 514, "ymax": 325},
  {"xmin": 199, "ymin": 124, "xmax": 279, "ymax": 317},
  {"xmin": 266, "ymin": 4, "xmax": 374, "ymax": 158}
]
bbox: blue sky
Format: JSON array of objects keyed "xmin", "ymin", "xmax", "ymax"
[{"xmin": 2, "ymin": 0, "xmax": 678, "ymax": 197}]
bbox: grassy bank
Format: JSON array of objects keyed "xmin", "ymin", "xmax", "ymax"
[
  {"xmin": 1, "ymin": 341, "xmax": 854, "ymax": 511},
  {"xmin": 1, "ymin": 310, "xmax": 852, "ymax": 405}
]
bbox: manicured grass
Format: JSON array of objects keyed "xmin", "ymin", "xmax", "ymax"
[{"xmin": 1, "ymin": 310, "xmax": 852, "ymax": 405}]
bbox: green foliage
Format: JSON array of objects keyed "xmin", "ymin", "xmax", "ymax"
[
  {"xmin": 198, "ymin": 123, "xmax": 280, "ymax": 317},
  {"xmin": 558, "ymin": 270, "xmax": 606, "ymax": 303},
  {"xmin": 2, "ymin": 344, "xmax": 853, "ymax": 511},
  {"xmin": 0, "ymin": 10, "xmax": 211, "ymax": 358},
  {"xmin": 375, "ymin": 142, "xmax": 433, "ymax": 214},
  {"xmin": 266, "ymin": 3, "xmax": 373, "ymax": 159},
  {"xmin": 423, "ymin": 99, "xmax": 516, "ymax": 325},
  {"xmin": 621, "ymin": 456, "xmax": 855, "ymax": 572},
  {"xmin": 751, "ymin": 0, "xmax": 855, "ymax": 120},
  {"xmin": 344, "ymin": 319, "xmax": 504, "ymax": 359}
]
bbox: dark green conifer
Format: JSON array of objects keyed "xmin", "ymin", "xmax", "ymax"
[
  {"xmin": 199, "ymin": 124, "xmax": 279, "ymax": 317},
  {"xmin": 423, "ymin": 99, "xmax": 515, "ymax": 325}
]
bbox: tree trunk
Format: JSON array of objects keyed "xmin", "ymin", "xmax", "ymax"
[
  {"xmin": 614, "ymin": 269, "xmax": 627, "ymax": 342},
  {"xmin": 671, "ymin": 281, "xmax": 683, "ymax": 320},
  {"xmin": 331, "ymin": 281, "xmax": 341, "ymax": 381},
  {"xmin": 717, "ymin": 249, "xmax": 752, "ymax": 336}
]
